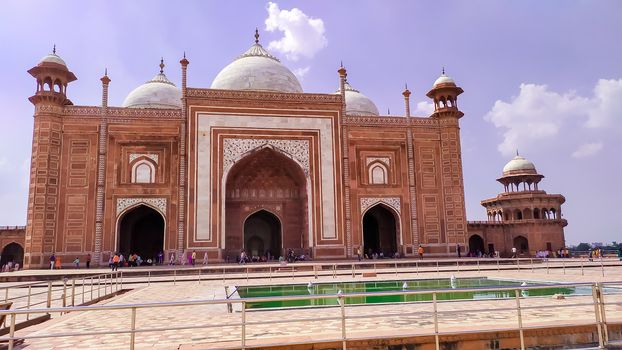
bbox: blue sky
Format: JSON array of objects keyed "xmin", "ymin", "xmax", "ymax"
[{"xmin": 0, "ymin": 1, "xmax": 620, "ymax": 244}]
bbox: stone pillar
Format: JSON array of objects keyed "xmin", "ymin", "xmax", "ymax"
[
  {"xmin": 178, "ymin": 54, "xmax": 189, "ymax": 259},
  {"xmin": 403, "ymin": 86, "xmax": 418, "ymax": 252},
  {"xmin": 93, "ymin": 71, "xmax": 110, "ymax": 266},
  {"xmin": 338, "ymin": 65, "xmax": 352, "ymax": 257}
]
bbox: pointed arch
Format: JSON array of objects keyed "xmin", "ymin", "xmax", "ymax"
[{"xmin": 361, "ymin": 202, "xmax": 402, "ymax": 257}]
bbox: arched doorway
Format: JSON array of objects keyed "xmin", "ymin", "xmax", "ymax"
[
  {"xmin": 513, "ymin": 236, "xmax": 529, "ymax": 254},
  {"xmin": 362, "ymin": 205, "xmax": 398, "ymax": 257},
  {"xmin": 1, "ymin": 243, "xmax": 24, "ymax": 267},
  {"xmin": 468, "ymin": 235, "xmax": 485, "ymax": 255},
  {"xmin": 225, "ymin": 147, "xmax": 308, "ymax": 258},
  {"xmin": 244, "ymin": 210, "xmax": 281, "ymax": 258},
  {"xmin": 118, "ymin": 205, "xmax": 165, "ymax": 261}
]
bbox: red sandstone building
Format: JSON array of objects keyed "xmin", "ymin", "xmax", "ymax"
[{"xmin": 9, "ymin": 33, "xmax": 565, "ymax": 268}]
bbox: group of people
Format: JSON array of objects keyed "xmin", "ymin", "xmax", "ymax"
[
  {"xmin": 356, "ymin": 247, "xmax": 400, "ymax": 261},
  {"xmin": 50, "ymin": 253, "xmax": 92, "ymax": 270},
  {"xmin": 167, "ymin": 250, "xmax": 209, "ymax": 266},
  {"xmin": 237, "ymin": 249, "xmax": 308, "ymax": 264},
  {"xmin": 1, "ymin": 261, "xmax": 19, "ymax": 272}
]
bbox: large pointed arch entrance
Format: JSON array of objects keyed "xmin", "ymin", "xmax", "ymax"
[
  {"xmin": 225, "ymin": 147, "xmax": 308, "ymax": 259},
  {"xmin": 1, "ymin": 243, "xmax": 24, "ymax": 267},
  {"xmin": 117, "ymin": 205, "xmax": 165, "ymax": 260},
  {"xmin": 362, "ymin": 204, "xmax": 399, "ymax": 257}
]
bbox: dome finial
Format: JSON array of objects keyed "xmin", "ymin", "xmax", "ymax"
[
  {"xmin": 159, "ymin": 57, "xmax": 165, "ymax": 74},
  {"xmin": 105, "ymin": 68, "xmax": 108, "ymax": 76},
  {"xmin": 255, "ymin": 27, "xmax": 260, "ymax": 44},
  {"xmin": 52, "ymin": 44, "xmax": 56, "ymax": 54},
  {"xmin": 442, "ymin": 66, "xmax": 445, "ymax": 75},
  {"xmin": 516, "ymin": 149, "xmax": 519, "ymax": 156}
]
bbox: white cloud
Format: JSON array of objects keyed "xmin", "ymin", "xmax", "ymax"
[
  {"xmin": 413, "ymin": 101, "xmax": 435, "ymax": 115},
  {"xmin": 293, "ymin": 66, "xmax": 310, "ymax": 79},
  {"xmin": 572, "ymin": 142, "xmax": 603, "ymax": 158},
  {"xmin": 264, "ymin": 2, "xmax": 327, "ymax": 61},
  {"xmin": 484, "ymin": 79, "xmax": 622, "ymax": 157}
]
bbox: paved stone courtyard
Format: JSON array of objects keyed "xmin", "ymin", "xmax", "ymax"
[{"xmin": 1, "ymin": 262, "xmax": 621, "ymax": 349}]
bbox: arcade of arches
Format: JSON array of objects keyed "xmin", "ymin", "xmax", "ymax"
[
  {"xmin": 118, "ymin": 205, "xmax": 165, "ymax": 260},
  {"xmin": 225, "ymin": 148, "xmax": 307, "ymax": 259},
  {"xmin": 362, "ymin": 205, "xmax": 399, "ymax": 257}
]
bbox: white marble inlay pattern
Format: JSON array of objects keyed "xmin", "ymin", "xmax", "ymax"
[
  {"xmin": 116, "ymin": 197, "xmax": 167, "ymax": 216},
  {"xmin": 366, "ymin": 157, "xmax": 390, "ymax": 166},
  {"xmin": 360, "ymin": 197, "xmax": 401, "ymax": 215},
  {"xmin": 129, "ymin": 153, "xmax": 159, "ymax": 164},
  {"xmin": 223, "ymin": 139, "xmax": 309, "ymax": 177}
]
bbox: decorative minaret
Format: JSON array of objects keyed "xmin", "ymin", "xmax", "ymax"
[
  {"xmin": 403, "ymin": 84, "xmax": 419, "ymax": 249},
  {"xmin": 178, "ymin": 53, "xmax": 189, "ymax": 260},
  {"xmin": 93, "ymin": 69, "xmax": 110, "ymax": 266},
  {"xmin": 426, "ymin": 69, "xmax": 467, "ymax": 253},
  {"xmin": 24, "ymin": 47, "xmax": 77, "ymax": 267},
  {"xmin": 338, "ymin": 63, "xmax": 353, "ymax": 257}
]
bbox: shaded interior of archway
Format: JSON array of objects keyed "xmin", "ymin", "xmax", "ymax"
[
  {"xmin": 363, "ymin": 205, "xmax": 398, "ymax": 257},
  {"xmin": 1, "ymin": 243, "xmax": 23, "ymax": 266},
  {"xmin": 244, "ymin": 210, "xmax": 281, "ymax": 258},
  {"xmin": 513, "ymin": 236, "xmax": 529, "ymax": 253},
  {"xmin": 118, "ymin": 205, "xmax": 164, "ymax": 261},
  {"xmin": 468, "ymin": 235, "xmax": 485, "ymax": 254},
  {"xmin": 225, "ymin": 147, "xmax": 308, "ymax": 260}
]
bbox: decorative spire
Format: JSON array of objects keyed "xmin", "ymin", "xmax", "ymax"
[
  {"xmin": 105, "ymin": 68, "xmax": 108, "ymax": 76},
  {"xmin": 387, "ymin": 108, "xmax": 391, "ymax": 115},
  {"xmin": 255, "ymin": 27, "xmax": 260, "ymax": 44},
  {"xmin": 516, "ymin": 149, "xmax": 519, "ymax": 156},
  {"xmin": 442, "ymin": 66, "xmax": 445, "ymax": 75},
  {"xmin": 52, "ymin": 44, "xmax": 56, "ymax": 54},
  {"xmin": 159, "ymin": 58, "xmax": 165, "ymax": 74}
]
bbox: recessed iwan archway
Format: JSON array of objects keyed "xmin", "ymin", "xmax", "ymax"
[{"xmin": 243, "ymin": 210, "xmax": 282, "ymax": 258}]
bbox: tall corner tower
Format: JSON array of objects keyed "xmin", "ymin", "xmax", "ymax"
[{"xmin": 24, "ymin": 47, "xmax": 77, "ymax": 268}]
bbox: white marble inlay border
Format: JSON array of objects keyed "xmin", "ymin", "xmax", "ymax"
[
  {"xmin": 360, "ymin": 197, "xmax": 401, "ymax": 215},
  {"xmin": 223, "ymin": 139, "xmax": 310, "ymax": 177},
  {"xmin": 129, "ymin": 153, "xmax": 159, "ymax": 164},
  {"xmin": 116, "ymin": 197, "xmax": 167, "ymax": 216},
  {"xmin": 366, "ymin": 157, "xmax": 390, "ymax": 166}
]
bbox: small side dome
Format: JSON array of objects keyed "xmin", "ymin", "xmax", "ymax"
[
  {"xmin": 337, "ymin": 81, "xmax": 379, "ymax": 116},
  {"xmin": 122, "ymin": 59, "xmax": 181, "ymax": 109},
  {"xmin": 37, "ymin": 46, "xmax": 68, "ymax": 69},
  {"xmin": 502, "ymin": 154, "xmax": 538, "ymax": 175},
  {"xmin": 211, "ymin": 30, "xmax": 302, "ymax": 93}
]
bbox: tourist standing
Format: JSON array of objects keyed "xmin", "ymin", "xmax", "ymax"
[
  {"xmin": 73, "ymin": 257, "xmax": 80, "ymax": 268},
  {"xmin": 511, "ymin": 247, "xmax": 517, "ymax": 258},
  {"xmin": 191, "ymin": 251, "xmax": 196, "ymax": 266},
  {"xmin": 112, "ymin": 253, "xmax": 119, "ymax": 271},
  {"xmin": 203, "ymin": 251, "xmax": 209, "ymax": 265},
  {"xmin": 158, "ymin": 251, "xmax": 164, "ymax": 265},
  {"xmin": 418, "ymin": 245, "xmax": 424, "ymax": 260},
  {"xmin": 456, "ymin": 244, "xmax": 461, "ymax": 258},
  {"xmin": 618, "ymin": 246, "xmax": 622, "ymax": 261},
  {"xmin": 356, "ymin": 247, "xmax": 362, "ymax": 262},
  {"xmin": 119, "ymin": 254, "xmax": 124, "ymax": 268},
  {"xmin": 86, "ymin": 253, "xmax": 91, "ymax": 269},
  {"xmin": 55, "ymin": 256, "xmax": 62, "ymax": 269},
  {"xmin": 50, "ymin": 253, "xmax": 56, "ymax": 270},
  {"xmin": 169, "ymin": 252, "xmax": 175, "ymax": 265}
]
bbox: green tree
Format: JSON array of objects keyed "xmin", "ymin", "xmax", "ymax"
[{"xmin": 575, "ymin": 243, "xmax": 591, "ymax": 251}]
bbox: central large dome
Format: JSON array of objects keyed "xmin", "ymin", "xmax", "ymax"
[{"xmin": 211, "ymin": 32, "xmax": 302, "ymax": 93}]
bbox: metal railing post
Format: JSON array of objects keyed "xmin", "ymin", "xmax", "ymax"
[
  {"xmin": 130, "ymin": 307, "xmax": 137, "ymax": 350},
  {"xmin": 26, "ymin": 285, "xmax": 31, "ymax": 321},
  {"xmin": 563, "ymin": 260, "xmax": 566, "ymax": 275},
  {"xmin": 8, "ymin": 313, "xmax": 15, "ymax": 350},
  {"xmin": 516, "ymin": 258, "xmax": 520, "ymax": 271},
  {"xmin": 497, "ymin": 258, "xmax": 500, "ymax": 272},
  {"xmin": 174, "ymin": 269, "xmax": 177, "ymax": 285},
  {"xmin": 270, "ymin": 266, "xmax": 273, "ymax": 282},
  {"xmin": 333, "ymin": 264, "xmax": 336, "ymax": 279},
  {"xmin": 456, "ymin": 260, "xmax": 459, "ymax": 272},
  {"xmin": 592, "ymin": 283, "xmax": 605, "ymax": 348},
  {"xmin": 71, "ymin": 279, "xmax": 76, "ymax": 306},
  {"xmin": 530, "ymin": 259, "xmax": 534, "ymax": 273},
  {"xmin": 241, "ymin": 301, "xmax": 246, "ymax": 349},
  {"xmin": 416, "ymin": 261, "xmax": 419, "ymax": 276},
  {"xmin": 246, "ymin": 267, "xmax": 249, "ymax": 282},
  {"xmin": 81, "ymin": 277, "xmax": 85, "ymax": 304},
  {"xmin": 596, "ymin": 283, "xmax": 609, "ymax": 346},
  {"xmin": 148, "ymin": 270, "xmax": 151, "ymax": 287},
  {"xmin": 515, "ymin": 289, "xmax": 525, "ymax": 350},
  {"xmin": 339, "ymin": 294, "xmax": 347, "ymax": 349},
  {"xmin": 198, "ymin": 268, "xmax": 202, "ymax": 284},
  {"xmin": 436, "ymin": 260, "xmax": 440, "ymax": 275},
  {"xmin": 222, "ymin": 267, "xmax": 226, "ymax": 284},
  {"xmin": 600, "ymin": 259, "xmax": 605, "ymax": 277},
  {"xmin": 90, "ymin": 277, "xmax": 94, "ymax": 301},
  {"xmin": 395, "ymin": 262, "xmax": 398, "ymax": 277},
  {"xmin": 433, "ymin": 292, "xmax": 440, "ymax": 350},
  {"xmin": 477, "ymin": 260, "xmax": 480, "ymax": 273},
  {"xmin": 546, "ymin": 259, "xmax": 549, "ymax": 274},
  {"xmin": 581, "ymin": 259, "xmax": 584, "ymax": 276},
  {"xmin": 97, "ymin": 275, "xmax": 101, "ymax": 298},
  {"xmin": 46, "ymin": 281, "xmax": 52, "ymax": 311},
  {"xmin": 62, "ymin": 279, "xmax": 67, "ymax": 308}
]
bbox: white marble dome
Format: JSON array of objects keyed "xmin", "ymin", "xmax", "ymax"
[
  {"xmin": 211, "ymin": 41, "xmax": 302, "ymax": 93},
  {"xmin": 39, "ymin": 52, "xmax": 67, "ymax": 68},
  {"xmin": 433, "ymin": 73, "xmax": 456, "ymax": 87},
  {"xmin": 502, "ymin": 155, "xmax": 537, "ymax": 175},
  {"xmin": 338, "ymin": 81, "xmax": 379, "ymax": 116},
  {"xmin": 123, "ymin": 62, "xmax": 181, "ymax": 109}
]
